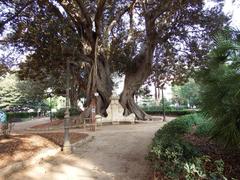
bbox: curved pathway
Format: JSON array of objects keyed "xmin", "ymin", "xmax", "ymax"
[
  {"xmin": 12, "ymin": 117, "xmax": 50, "ymax": 132},
  {"xmin": 7, "ymin": 117, "xmax": 174, "ymax": 180}
]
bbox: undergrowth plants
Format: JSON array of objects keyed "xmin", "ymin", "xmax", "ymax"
[{"xmin": 148, "ymin": 114, "xmax": 227, "ymax": 179}]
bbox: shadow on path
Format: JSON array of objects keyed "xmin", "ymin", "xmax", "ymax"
[{"xmin": 6, "ymin": 118, "xmax": 173, "ymax": 180}]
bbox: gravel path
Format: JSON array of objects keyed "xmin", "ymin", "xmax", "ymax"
[{"xmin": 6, "ymin": 117, "xmax": 175, "ymax": 180}]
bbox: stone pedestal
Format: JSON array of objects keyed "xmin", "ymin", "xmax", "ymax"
[{"xmin": 97, "ymin": 92, "xmax": 135, "ymax": 124}]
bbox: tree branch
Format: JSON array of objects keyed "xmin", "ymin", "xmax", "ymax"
[
  {"xmin": 106, "ymin": 0, "xmax": 137, "ymax": 34},
  {"xmin": 46, "ymin": 2, "xmax": 76, "ymax": 34},
  {"xmin": 95, "ymin": 0, "xmax": 106, "ymax": 36},
  {"xmin": 74, "ymin": 0, "xmax": 92, "ymax": 26},
  {"xmin": 0, "ymin": 1, "xmax": 33, "ymax": 32}
]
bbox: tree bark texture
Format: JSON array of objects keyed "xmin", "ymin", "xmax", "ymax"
[
  {"xmin": 82, "ymin": 54, "xmax": 113, "ymax": 118},
  {"xmin": 69, "ymin": 90, "xmax": 79, "ymax": 108},
  {"xmin": 120, "ymin": 7, "xmax": 158, "ymax": 120},
  {"xmin": 120, "ymin": 47, "xmax": 153, "ymax": 120}
]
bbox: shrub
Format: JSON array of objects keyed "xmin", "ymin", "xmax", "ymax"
[
  {"xmin": 148, "ymin": 114, "xmax": 201, "ymax": 178},
  {"xmin": 148, "ymin": 114, "xmax": 226, "ymax": 179},
  {"xmin": 184, "ymin": 156, "xmax": 227, "ymax": 180},
  {"xmin": 143, "ymin": 109, "xmax": 200, "ymax": 116},
  {"xmin": 69, "ymin": 108, "xmax": 82, "ymax": 116},
  {"xmin": 156, "ymin": 114, "xmax": 205, "ymax": 137},
  {"xmin": 195, "ymin": 120, "xmax": 214, "ymax": 137},
  {"xmin": 197, "ymin": 30, "xmax": 240, "ymax": 148},
  {"xmin": 55, "ymin": 108, "xmax": 81, "ymax": 119},
  {"xmin": 7, "ymin": 112, "xmax": 38, "ymax": 122}
]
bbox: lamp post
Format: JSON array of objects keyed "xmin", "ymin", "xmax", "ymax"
[
  {"xmin": 90, "ymin": 92, "xmax": 99, "ymax": 131},
  {"xmin": 63, "ymin": 58, "xmax": 71, "ymax": 153},
  {"xmin": 161, "ymin": 85, "xmax": 166, "ymax": 122},
  {"xmin": 46, "ymin": 88, "xmax": 53, "ymax": 123}
]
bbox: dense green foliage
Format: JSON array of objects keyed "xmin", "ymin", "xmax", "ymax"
[
  {"xmin": 172, "ymin": 79, "xmax": 200, "ymax": 108},
  {"xmin": 197, "ymin": 30, "xmax": 240, "ymax": 148},
  {"xmin": 143, "ymin": 109, "xmax": 199, "ymax": 116},
  {"xmin": 141, "ymin": 103, "xmax": 199, "ymax": 116},
  {"xmin": 55, "ymin": 108, "xmax": 81, "ymax": 119},
  {"xmin": 0, "ymin": 74, "xmax": 21, "ymax": 109},
  {"xmin": 0, "ymin": 0, "xmax": 228, "ymax": 118},
  {"xmin": 148, "ymin": 114, "xmax": 227, "ymax": 179},
  {"xmin": 7, "ymin": 112, "xmax": 38, "ymax": 122},
  {"xmin": 194, "ymin": 120, "xmax": 214, "ymax": 137},
  {"xmin": 0, "ymin": 74, "xmax": 47, "ymax": 111}
]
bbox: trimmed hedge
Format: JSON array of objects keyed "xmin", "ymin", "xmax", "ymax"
[
  {"xmin": 144, "ymin": 109, "xmax": 200, "ymax": 116},
  {"xmin": 7, "ymin": 112, "xmax": 38, "ymax": 122}
]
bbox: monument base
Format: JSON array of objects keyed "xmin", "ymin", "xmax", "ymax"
[{"xmin": 96, "ymin": 92, "xmax": 135, "ymax": 124}]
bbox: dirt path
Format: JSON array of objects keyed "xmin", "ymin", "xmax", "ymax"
[
  {"xmin": 6, "ymin": 117, "xmax": 174, "ymax": 180},
  {"xmin": 12, "ymin": 117, "xmax": 50, "ymax": 132}
]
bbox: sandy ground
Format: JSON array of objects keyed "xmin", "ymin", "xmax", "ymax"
[
  {"xmin": 5, "ymin": 117, "xmax": 175, "ymax": 180},
  {"xmin": 0, "ymin": 134, "xmax": 58, "ymax": 169}
]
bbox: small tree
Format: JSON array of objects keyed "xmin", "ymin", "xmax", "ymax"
[
  {"xmin": 172, "ymin": 79, "xmax": 200, "ymax": 108},
  {"xmin": 0, "ymin": 74, "xmax": 46, "ymax": 111}
]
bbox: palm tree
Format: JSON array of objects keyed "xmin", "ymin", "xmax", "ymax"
[{"xmin": 198, "ymin": 29, "xmax": 240, "ymax": 148}]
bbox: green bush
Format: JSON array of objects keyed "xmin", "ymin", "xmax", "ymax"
[
  {"xmin": 195, "ymin": 120, "xmax": 214, "ymax": 137},
  {"xmin": 155, "ymin": 114, "xmax": 205, "ymax": 138},
  {"xmin": 141, "ymin": 105, "xmax": 172, "ymax": 112},
  {"xmin": 148, "ymin": 114, "xmax": 226, "ymax": 179},
  {"xmin": 143, "ymin": 109, "xmax": 199, "ymax": 116},
  {"xmin": 196, "ymin": 30, "xmax": 240, "ymax": 148},
  {"xmin": 7, "ymin": 112, "xmax": 38, "ymax": 122},
  {"xmin": 55, "ymin": 109, "xmax": 65, "ymax": 119},
  {"xmin": 148, "ymin": 114, "xmax": 202, "ymax": 178},
  {"xmin": 184, "ymin": 156, "xmax": 226, "ymax": 180},
  {"xmin": 55, "ymin": 108, "xmax": 81, "ymax": 119},
  {"xmin": 69, "ymin": 108, "xmax": 82, "ymax": 116}
]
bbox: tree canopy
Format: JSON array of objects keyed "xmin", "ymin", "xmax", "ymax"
[
  {"xmin": 0, "ymin": 74, "xmax": 47, "ymax": 111},
  {"xmin": 172, "ymin": 79, "xmax": 200, "ymax": 108},
  {"xmin": 0, "ymin": 0, "xmax": 228, "ymax": 119}
]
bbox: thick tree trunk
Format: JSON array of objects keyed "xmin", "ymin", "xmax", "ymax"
[
  {"xmin": 81, "ymin": 1, "xmax": 159, "ymax": 121},
  {"xmin": 81, "ymin": 54, "xmax": 113, "ymax": 118},
  {"xmin": 69, "ymin": 92, "xmax": 78, "ymax": 108},
  {"xmin": 69, "ymin": 68, "xmax": 85, "ymax": 109},
  {"xmin": 120, "ymin": 46, "xmax": 154, "ymax": 120},
  {"xmin": 120, "ymin": 8, "xmax": 158, "ymax": 120}
]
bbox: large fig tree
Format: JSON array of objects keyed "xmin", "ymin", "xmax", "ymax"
[{"xmin": 0, "ymin": 0, "xmax": 227, "ymax": 119}]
